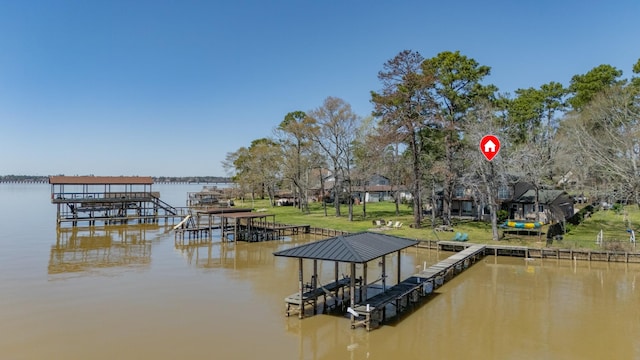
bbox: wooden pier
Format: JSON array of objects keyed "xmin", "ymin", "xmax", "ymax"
[
  {"xmin": 276, "ymin": 233, "xmax": 640, "ymax": 332},
  {"xmin": 351, "ymin": 244, "xmax": 486, "ymax": 331},
  {"xmin": 174, "ymin": 208, "xmax": 311, "ymax": 242},
  {"xmin": 432, "ymin": 240, "xmax": 640, "ymax": 264}
]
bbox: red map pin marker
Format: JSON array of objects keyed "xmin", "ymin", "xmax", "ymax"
[{"xmin": 480, "ymin": 135, "xmax": 500, "ymax": 161}]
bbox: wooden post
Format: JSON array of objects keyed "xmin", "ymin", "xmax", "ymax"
[
  {"xmin": 350, "ymin": 262, "xmax": 356, "ymax": 326},
  {"xmin": 334, "ymin": 261, "xmax": 339, "ymax": 310},
  {"xmin": 381, "ymin": 255, "xmax": 386, "ymax": 291},
  {"xmin": 234, "ymin": 217, "xmax": 238, "ymax": 243},
  {"xmin": 397, "ymin": 250, "xmax": 401, "ymax": 284},
  {"xmin": 313, "ymin": 259, "xmax": 318, "ymax": 315},
  {"xmin": 298, "ymin": 258, "xmax": 304, "ymax": 319},
  {"xmin": 362, "ymin": 262, "xmax": 368, "ymax": 303}
]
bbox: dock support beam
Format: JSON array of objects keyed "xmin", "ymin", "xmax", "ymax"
[
  {"xmin": 312, "ymin": 260, "xmax": 318, "ymax": 315},
  {"xmin": 298, "ymin": 258, "xmax": 304, "ymax": 319},
  {"xmin": 397, "ymin": 250, "xmax": 401, "ymax": 284},
  {"xmin": 350, "ymin": 262, "xmax": 356, "ymax": 327}
]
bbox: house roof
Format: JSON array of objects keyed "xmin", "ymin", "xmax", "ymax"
[
  {"xmin": 513, "ymin": 189, "xmax": 566, "ymax": 204},
  {"xmin": 49, "ymin": 176, "xmax": 154, "ymax": 185},
  {"xmin": 273, "ymin": 232, "xmax": 418, "ymax": 263}
]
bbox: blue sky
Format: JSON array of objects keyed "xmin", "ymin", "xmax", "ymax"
[{"xmin": 1, "ymin": 0, "xmax": 638, "ymax": 177}]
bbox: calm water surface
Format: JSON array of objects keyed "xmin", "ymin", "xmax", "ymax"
[{"xmin": 1, "ymin": 184, "xmax": 639, "ymax": 359}]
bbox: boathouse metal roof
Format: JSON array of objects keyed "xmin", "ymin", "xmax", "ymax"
[
  {"xmin": 273, "ymin": 232, "xmax": 418, "ymax": 264},
  {"xmin": 49, "ymin": 176, "xmax": 154, "ymax": 185}
]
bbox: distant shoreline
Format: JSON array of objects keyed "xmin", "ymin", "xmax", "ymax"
[{"xmin": 0, "ymin": 176, "xmax": 233, "ymax": 184}]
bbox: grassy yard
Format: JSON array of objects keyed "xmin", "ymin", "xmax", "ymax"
[
  {"xmin": 238, "ymin": 199, "xmax": 524, "ymax": 243},
  {"xmin": 560, "ymin": 205, "xmax": 640, "ymax": 250},
  {"xmin": 233, "ymin": 199, "xmax": 640, "ymax": 251}
]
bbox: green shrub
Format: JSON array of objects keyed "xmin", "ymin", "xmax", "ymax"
[
  {"xmin": 612, "ymin": 203, "xmax": 624, "ymax": 214},
  {"xmin": 497, "ymin": 210, "xmax": 508, "ymax": 222}
]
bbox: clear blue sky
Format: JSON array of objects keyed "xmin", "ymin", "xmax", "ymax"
[{"xmin": 1, "ymin": 0, "xmax": 638, "ymax": 177}]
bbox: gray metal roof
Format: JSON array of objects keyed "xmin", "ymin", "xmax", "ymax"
[
  {"xmin": 514, "ymin": 189, "xmax": 565, "ymax": 204},
  {"xmin": 273, "ymin": 232, "xmax": 419, "ymax": 263}
]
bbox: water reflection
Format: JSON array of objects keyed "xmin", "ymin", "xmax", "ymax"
[
  {"xmin": 174, "ymin": 234, "xmax": 326, "ymax": 270},
  {"xmin": 49, "ymin": 225, "xmax": 162, "ymax": 275}
]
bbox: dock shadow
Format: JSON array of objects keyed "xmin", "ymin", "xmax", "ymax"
[{"xmin": 378, "ymin": 292, "xmax": 442, "ymax": 328}]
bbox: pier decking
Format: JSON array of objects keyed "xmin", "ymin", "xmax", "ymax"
[
  {"xmin": 174, "ymin": 208, "xmax": 311, "ymax": 242},
  {"xmin": 351, "ymin": 244, "xmax": 485, "ymax": 330}
]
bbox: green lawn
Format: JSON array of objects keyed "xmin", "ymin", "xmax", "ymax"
[
  {"xmin": 233, "ymin": 199, "xmax": 640, "ymax": 250},
  {"xmin": 237, "ymin": 199, "xmax": 525, "ymax": 243},
  {"xmin": 560, "ymin": 205, "xmax": 640, "ymax": 250}
]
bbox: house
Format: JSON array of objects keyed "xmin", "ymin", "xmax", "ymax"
[
  {"xmin": 438, "ymin": 181, "xmax": 574, "ymax": 223},
  {"xmin": 504, "ymin": 187, "xmax": 574, "ymax": 224},
  {"xmin": 450, "ymin": 184, "xmax": 514, "ymax": 220}
]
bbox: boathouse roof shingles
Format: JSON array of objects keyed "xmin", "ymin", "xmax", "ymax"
[
  {"xmin": 273, "ymin": 232, "xmax": 418, "ymax": 263},
  {"xmin": 49, "ymin": 176, "xmax": 154, "ymax": 185}
]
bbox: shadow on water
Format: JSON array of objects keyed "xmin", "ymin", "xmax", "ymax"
[{"xmin": 379, "ymin": 291, "xmax": 442, "ymax": 328}]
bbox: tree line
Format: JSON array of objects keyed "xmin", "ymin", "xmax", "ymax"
[{"xmin": 223, "ymin": 49, "xmax": 640, "ymax": 240}]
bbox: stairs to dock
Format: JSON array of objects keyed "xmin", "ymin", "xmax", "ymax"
[{"xmin": 149, "ymin": 193, "xmax": 178, "ymax": 215}]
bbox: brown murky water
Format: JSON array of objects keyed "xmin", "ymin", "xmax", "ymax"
[{"xmin": 1, "ymin": 184, "xmax": 639, "ymax": 359}]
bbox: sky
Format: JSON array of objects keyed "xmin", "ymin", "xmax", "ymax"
[{"xmin": 1, "ymin": 0, "xmax": 638, "ymax": 177}]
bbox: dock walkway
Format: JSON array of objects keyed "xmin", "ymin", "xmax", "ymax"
[{"xmin": 352, "ymin": 244, "xmax": 485, "ymax": 330}]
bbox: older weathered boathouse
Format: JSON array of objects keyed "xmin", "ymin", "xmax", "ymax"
[
  {"xmin": 174, "ymin": 208, "xmax": 311, "ymax": 242},
  {"xmin": 49, "ymin": 176, "xmax": 183, "ymax": 226}
]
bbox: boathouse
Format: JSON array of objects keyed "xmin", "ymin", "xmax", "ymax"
[
  {"xmin": 49, "ymin": 176, "xmax": 182, "ymax": 226},
  {"xmin": 275, "ymin": 233, "xmax": 487, "ymax": 331},
  {"xmin": 273, "ymin": 232, "xmax": 418, "ymax": 322}
]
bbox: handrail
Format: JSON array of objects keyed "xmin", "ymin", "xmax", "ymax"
[{"xmin": 148, "ymin": 192, "xmax": 178, "ymax": 215}]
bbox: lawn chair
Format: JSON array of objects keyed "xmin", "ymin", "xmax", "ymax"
[
  {"xmin": 393, "ymin": 221, "xmax": 403, "ymax": 229},
  {"xmin": 459, "ymin": 233, "xmax": 468, "ymax": 242},
  {"xmin": 452, "ymin": 232, "xmax": 462, "ymax": 241},
  {"xmin": 386, "ymin": 221, "xmax": 393, "ymax": 228}
]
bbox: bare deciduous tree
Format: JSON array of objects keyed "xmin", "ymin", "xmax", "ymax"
[{"xmin": 308, "ymin": 97, "xmax": 360, "ymax": 219}]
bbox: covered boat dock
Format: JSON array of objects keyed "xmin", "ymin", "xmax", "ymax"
[
  {"xmin": 49, "ymin": 176, "xmax": 182, "ymax": 226},
  {"xmin": 275, "ymin": 233, "xmax": 487, "ymax": 331},
  {"xmin": 273, "ymin": 232, "xmax": 418, "ymax": 323}
]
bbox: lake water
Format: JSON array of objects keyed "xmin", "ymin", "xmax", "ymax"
[{"xmin": 1, "ymin": 183, "xmax": 639, "ymax": 359}]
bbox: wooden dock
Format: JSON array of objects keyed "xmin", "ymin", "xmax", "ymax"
[
  {"xmin": 433, "ymin": 240, "xmax": 640, "ymax": 263},
  {"xmin": 284, "ymin": 277, "xmax": 360, "ymax": 317},
  {"xmin": 351, "ymin": 244, "xmax": 486, "ymax": 331},
  {"xmin": 174, "ymin": 208, "xmax": 311, "ymax": 242}
]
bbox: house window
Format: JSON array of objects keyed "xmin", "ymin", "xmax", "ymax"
[
  {"xmin": 462, "ymin": 202, "xmax": 472, "ymax": 215},
  {"xmin": 455, "ymin": 187, "xmax": 465, "ymax": 198},
  {"xmin": 498, "ymin": 186, "xmax": 510, "ymax": 200},
  {"xmin": 539, "ymin": 205, "xmax": 544, "ymax": 212}
]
